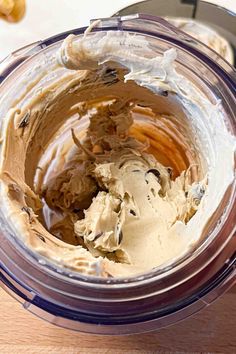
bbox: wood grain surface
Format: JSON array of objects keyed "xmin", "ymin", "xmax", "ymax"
[{"xmin": 0, "ymin": 286, "xmax": 235, "ymax": 354}]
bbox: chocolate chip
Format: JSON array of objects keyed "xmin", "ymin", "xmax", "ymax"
[
  {"xmin": 150, "ymin": 188, "xmax": 156, "ymax": 197},
  {"xmin": 193, "ymin": 185, "xmax": 205, "ymax": 200},
  {"xmin": 103, "ymin": 68, "xmax": 119, "ymax": 86},
  {"xmin": 36, "ymin": 233, "xmax": 46, "ymax": 243},
  {"xmin": 115, "ymin": 222, "xmax": 123, "ymax": 245},
  {"xmin": 19, "ymin": 111, "xmax": 30, "ymax": 128},
  {"xmin": 130, "ymin": 209, "xmax": 136, "ymax": 216},
  {"xmin": 93, "ymin": 232, "xmax": 103, "ymax": 241},
  {"xmin": 147, "ymin": 169, "xmax": 161, "ymax": 179},
  {"xmin": 104, "ymin": 68, "xmax": 117, "ymax": 76},
  {"xmin": 73, "ymin": 208, "xmax": 81, "ymax": 213},
  {"xmin": 194, "ymin": 186, "xmax": 205, "ymax": 203},
  {"xmin": 21, "ymin": 206, "xmax": 33, "ymax": 223},
  {"xmin": 118, "ymin": 230, "xmax": 123, "ymax": 245},
  {"xmin": 185, "ymin": 191, "xmax": 188, "ymax": 197},
  {"xmin": 137, "ymin": 103, "xmax": 148, "ymax": 108},
  {"xmin": 161, "ymin": 90, "xmax": 168, "ymax": 97},
  {"xmin": 167, "ymin": 167, "xmax": 173, "ymax": 177},
  {"xmin": 199, "ymin": 187, "xmax": 205, "ymax": 197},
  {"xmin": 132, "ymin": 169, "xmax": 140, "ymax": 173},
  {"xmin": 146, "ymin": 169, "xmax": 161, "ymax": 184}
]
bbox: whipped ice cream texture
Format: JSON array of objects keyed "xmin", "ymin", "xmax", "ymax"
[{"xmin": 0, "ymin": 27, "xmax": 235, "ymax": 278}]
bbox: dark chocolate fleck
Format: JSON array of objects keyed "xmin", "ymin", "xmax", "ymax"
[
  {"xmin": 147, "ymin": 169, "xmax": 161, "ymax": 179},
  {"xmin": 115, "ymin": 222, "xmax": 123, "ymax": 245},
  {"xmin": 161, "ymin": 90, "xmax": 168, "ymax": 97},
  {"xmin": 193, "ymin": 185, "xmax": 205, "ymax": 201},
  {"xmin": 130, "ymin": 209, "xmax": 136, "ymax": 216},
  {"xmin": 93, "ymin": 232, "xmax": 103, "ymax": 241},
  {"xmin": 104, "ymin": 68, "xmax": 117, "ymax": 76},
  {"xmin": 193, "ymin": 187, "xmax": 205, "ymax": 203},
  {"xmin": 199, "ymin": 187, "xmax": 205, "ymax": 197},
  {"xmin": 118, "ymin": 230, "xmax": 123, "ymax": 245},
  {"xmin": 73, "ymin": 208, "xmax": 81, "ymax": 213},
  {"xmin": 167, "ymin": 167, "xmax": 173, "ymax": 177},
  {"xmin": 36, "ymin": 233, "xmax": 46, "ymax": 243},
  {"xmin": 137, "ymin": 103, "xmax": 148, "ymax": 108},
  {"xmin": 103, "ymin": 68, "xmax": 119, "ymax": 86},
  {"xmin": 132, "ymin": 169, "xmax": 140, "ymax": 173},
  {"xmin": 19, "ymin": 111, "xmax": 30, "ymax": 128},
  {"xmin": 21, "ymin": 206, "xmax": 33, "ymax": 223},
  {"xmin": 151, "ymin": 188, "xmax": 156, "ymax": 197},
  {"xmin": 146, "ymin": 169, "xmax": 161, "ymax": 184},
  {"xmin": 185, "ymin": 191, "xmax": 188, "ymax": 197}
]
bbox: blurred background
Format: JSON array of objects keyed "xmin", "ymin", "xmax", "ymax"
[{"xmin": 0, "ymin": 0, "xmax": 235, "ymax": 61}]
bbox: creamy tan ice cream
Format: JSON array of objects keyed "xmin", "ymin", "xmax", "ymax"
[{"xmin": 0, "ymin": 27, "xmax": 234, "ymax": 277}]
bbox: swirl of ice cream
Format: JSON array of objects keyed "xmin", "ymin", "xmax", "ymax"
[{"xmin": 0, "ymin": 28, "xmax": 235, "ymax": 277}]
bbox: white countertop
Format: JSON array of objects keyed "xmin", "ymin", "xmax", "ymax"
[{"xmin": 0, "ymin": 0, "xmax": 235, "ymax": 60}]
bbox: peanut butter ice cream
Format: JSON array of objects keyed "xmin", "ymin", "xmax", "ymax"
[{"xmin": 0, "ymin": 27, "xmax": 235, "ymax": 277}]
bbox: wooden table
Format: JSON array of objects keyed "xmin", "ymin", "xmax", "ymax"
[{"xmin": 0, "ymin": 286, "xmax": 235, "ymax": 353}]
